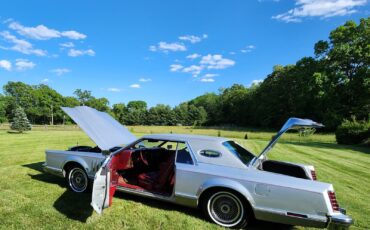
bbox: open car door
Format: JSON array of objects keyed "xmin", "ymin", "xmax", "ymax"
[{"xmin": 91, "ymin": 156, "xmax": 119, "ymax": 214}]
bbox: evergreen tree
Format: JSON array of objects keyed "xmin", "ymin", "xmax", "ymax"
[{"xmin": 10, "ymin": 107, "xmax": 32, "ymax": 133}]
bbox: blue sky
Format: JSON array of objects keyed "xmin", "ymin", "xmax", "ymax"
[{"xmin": 0, "ymin": 0, "xmax": 368, "ymax": 107}]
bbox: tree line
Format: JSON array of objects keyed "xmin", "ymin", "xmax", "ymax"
[{"xmin": 0, "ymin": 18, "xmax": 369, "ymax": 130}]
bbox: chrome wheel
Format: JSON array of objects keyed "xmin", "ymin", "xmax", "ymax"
[
  {"xmin": 207, "ymin": 191, "xmax": 245, "ymax": 227},
  {"xmin": 68, "ymin": 167, "xmax": 88, "ymax": 192}
]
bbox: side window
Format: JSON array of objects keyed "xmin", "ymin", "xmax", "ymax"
[
  {"xmin": 132, "ymin": 139, "xmax": 164, "ymax": 149},
  {"xmin": 200, "ymin": 150, "xmax": 221, "ymax": 158},
  {"xmin": 176, "ymin": 142, "xmax": 193, "ymax": 165}
]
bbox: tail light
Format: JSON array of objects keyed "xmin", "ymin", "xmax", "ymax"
[
  {"xmin": 310, "ymin": 170, "xmax": 317, "ymax": 180},
  {"xmin": 328, "ymin": 191, "xmax": 340, "ymax": 212}
]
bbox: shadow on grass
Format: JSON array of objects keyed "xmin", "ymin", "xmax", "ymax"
[
  {"xmin": 23, "ymin": 162, "xmax": 93, "ymax": 223},
  {"xmin": 53, "ymin": 190, "xmax": 93, "ymax": 222}
]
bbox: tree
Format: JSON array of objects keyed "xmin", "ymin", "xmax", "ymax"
[
  {"xmin": 314, "ymin": 18, "xmax": 370, "ymax": 128},
  {"xmin": 188, "ymin": 105, "xmax": 207, "ymax": 126},
  {"xmin": 10, "ymin": 107, "xmax": 32, "ymax": 133},
  {"xmin": 0, "ymin": 94, "xmax": 7, "ymax": 123},
  {"xmin": 74, "ymin": 89, "xmax": 93, "ymax": 105},
  {"xmin": 188, "ymin": 93, "xmax": 221, "ymax": 125},
  {"xmin": 125, "ymin": 101, "xmax": 147, "ymax": 125},
  {"xmin": 112, "ymin": 103, "xmax": 128, "ymax": 124},
  {"xmin": 86, "ymin": 97, "xmax": 110, "ymax": 112},
  {"xmin": 147, "ymin": 104, "xmax": 176, "ymax": 125}
]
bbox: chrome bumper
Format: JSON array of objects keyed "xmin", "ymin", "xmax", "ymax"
[{"xmin": 327, "ymin": 209, "xmax": 353, "ymax": 230}]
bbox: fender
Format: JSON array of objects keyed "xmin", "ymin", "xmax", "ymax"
[
  {"xmin": 197, "ymin": 178, "xmax": 255, "ymax": 206},
  {"xmin": 61, "ymin": 156, "xmax": 90, "ymax": 177}
]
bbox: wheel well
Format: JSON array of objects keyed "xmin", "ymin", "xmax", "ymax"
[
  {"xmin": 63, "ymin": 162, "xmax": 84, "ymax": 177},
  {"xmin": 199, "ymin": 186, "xmax": 255, "ymax": 217}
]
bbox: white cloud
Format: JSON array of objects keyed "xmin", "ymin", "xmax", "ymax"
[
  {"xmin": 250, "ymin": 79, "xmax": 263, "ymax": 86},
  {"xmin": 200, "ymin": 73, "xmax": 218, "ymax": 83},
  {"xmin": 130, "ymin": 84, "xmax": 141, "ymax": 88},
  {"xmin": 229, "ymin": 51, "xmax": 236, "ymax": 55},
  {"xmin": 139, "ymin": 78, "xmax": 152, "ymax": 82},
  {"xmin": 15, "ymin": 59, "xmax": 35, "ymax": 71},
  {"xmin": 186, "ymin": 53, "xmax": 201, "ymax": 60},
  {"xmin": 200, "ymin": 78, "xmax": 215, "ymax": 83},
  {"xmin": 60, "ymin": 42, "xmax": 74, "ymax": 48},
  {"xmin": 200, "ymin": 54, "xmax": 235, "ymax": 69},
  {"xmin": 60, "ymin": 30, "xmax": 86, "ymax": 40},
  {"xmin": 273, "ymin": 0, "xmax": 367, "ymax": 22},
  {"xmin": 150, "ymin": 42, "xmax": 186, "ymax": 52},
  {"xmin": 8, "ymin": 22, "xmax": 86, "ymax": 40},
  {"xmin": 170, "ymin": 64, "xmax": 184, "ymax": 72},
  {"xmin": 149, "ymin": 45, "xmax": 157, "ymax": 52},
  {"xmin": 182, "ymin": 65, "xmax": 203, "ymax": 77},
  {"xmin": 178, "ymin": 34, "xmax": 208, "ymax": 44},
  {"xmin": 241, "ymin": 45, "xmax": 256, "ymax": 53},
  {"xmin": 0, "ymin": 60, "xmax": 12, "ymax": 71},
  {"xmin": 51, "ymin": 68, "xmax": 70, "ymax": 76},
  {"xmin": 68, "ymin": 48, "xmax": 95, "ymax": 57},
  {"xmin": 203, "ymin": 73, "xmax": 219, "ymax": 78},
  {"xmin": 107, "ymin": 88, "xmax": 121, "ymax": 92},
  {"xmin": 0, "ymin": 31, "xmax": 47, "ymax": 56},
  {"xmin": 2, "ymin": 18, "xmax": 14, "ymax": 24},
  {"xmin": 41, "ymin": 78, "xmax": 50, "ymax": 84}
]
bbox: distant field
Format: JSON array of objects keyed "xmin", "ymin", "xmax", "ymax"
[{"xmin": 0, "ymin": 126, "xmax": 368, "ymax": 229}]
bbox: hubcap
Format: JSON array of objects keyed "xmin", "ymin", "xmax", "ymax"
[
  {"xmin": 207, "ymin": 191, "xmax": 244, "ymax": 227},
  {"xmin": 69, "ymin": 168, "xmax": 88, "ymax": 192}
]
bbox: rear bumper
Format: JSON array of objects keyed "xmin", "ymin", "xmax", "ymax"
[{"xmin": 327, "ymin": 209, "xmax": 353, "ymax": 230}]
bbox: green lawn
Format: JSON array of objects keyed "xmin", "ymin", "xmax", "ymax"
[{"xmin": 0, "ymin": 127, "xmax": 368, "ymax": 229}]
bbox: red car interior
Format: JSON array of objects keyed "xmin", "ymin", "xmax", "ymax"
[{"xmin": 109, "ymin": 147, "xmax": 176, "ymax": 196}]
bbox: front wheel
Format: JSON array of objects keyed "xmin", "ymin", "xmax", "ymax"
[
  {"xmin": 202, "ymin": 191, "xmax": 249, "ymax": 228},
  {"xmin": 67, "ymin": 166, "xmax": 89, "ymax": 193}
]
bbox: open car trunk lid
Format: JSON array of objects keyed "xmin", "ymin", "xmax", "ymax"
[
  {"xmin": 250, "ymin": 117, "xmax": 324, "ymax": 167},
  {"xmin": 62, "ymin": 106, "xmax": 137, "ymax": 151}
]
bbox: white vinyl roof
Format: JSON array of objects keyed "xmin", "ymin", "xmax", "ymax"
[{"xmin": 62, "ymin": 106, "xmax": 137, "ymax": 151}]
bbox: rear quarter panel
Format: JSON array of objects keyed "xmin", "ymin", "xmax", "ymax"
[
  {"xmin": 45, "ymin": 150, "xmax": 106, "ymax": 178},
  {"xmin": 176, "ymin": 163, "xmax": 331, "ymax": 227}
]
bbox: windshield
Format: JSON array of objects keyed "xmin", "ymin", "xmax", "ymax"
[{"xmin": 222, "ymin": 141, "xmax": 255, "ymax": 165}]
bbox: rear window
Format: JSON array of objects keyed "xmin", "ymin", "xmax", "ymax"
[{"xmin": 222, "ymin": 141, "xmax": 255, "ymax": 165}]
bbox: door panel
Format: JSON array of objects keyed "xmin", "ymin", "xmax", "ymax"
[
  {"xmin": 91, "ymin": 156, "xmax": 119, "ymax": 214},
  {"xmin": 91, "ymin": 165, "xmax": 110, "ymax": 214}
]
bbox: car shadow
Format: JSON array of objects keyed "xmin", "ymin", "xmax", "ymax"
[
  {"xmin": 23, "ymin": 162, "xmax": 93, "ymax": 223},
  {"xmin": 53, "ymin": 190, "xmax": 93, "ymax": 222}
]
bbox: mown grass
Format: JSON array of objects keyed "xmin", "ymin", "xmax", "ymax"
[{"xmin": 0, "ymin": 126, "xmax": 368, "ymax": 230}]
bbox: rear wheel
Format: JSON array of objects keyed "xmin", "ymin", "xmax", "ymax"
[
  {"xmin": 202, "ymin": 190, "xmax": 249, "ymax": 228},
  {"xmin": 67, "ymin": 166, "xmax": 89, "ymax": 193}
]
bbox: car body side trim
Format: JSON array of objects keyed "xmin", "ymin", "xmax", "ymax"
[
  {"xmin": 254, "ymin": 206, "xmax": 327, "ymax": 228},
  {"xmin": 42, "ymin": 163, "xmax": 64, "ymax": 177}
]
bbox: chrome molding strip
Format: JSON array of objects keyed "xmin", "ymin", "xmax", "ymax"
[{"xmin": 116, "ymin": 186, "xmax": 174, "ymax": 202}]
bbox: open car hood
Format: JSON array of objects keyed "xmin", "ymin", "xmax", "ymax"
[
  {"xmin": 250, "ymin": 117, "xmax": 324, "ymax": 167},
  {"xmin": 62, "ymin": 106, "xmax": 136, "ymax": 151}
]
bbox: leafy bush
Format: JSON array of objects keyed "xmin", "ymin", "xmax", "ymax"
[{"xmin": 335, "ymin": 118, "xmax": 370, "ymax": 145}]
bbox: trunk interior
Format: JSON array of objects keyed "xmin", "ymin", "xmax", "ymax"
[{"xmin": 260, "ymin": 160, "xmax": 310, "ymax": 180}]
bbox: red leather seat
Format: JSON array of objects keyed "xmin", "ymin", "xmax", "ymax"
[{"xmin": 138, "ymin": 154, "xmax": 175, "ymax": 191}]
